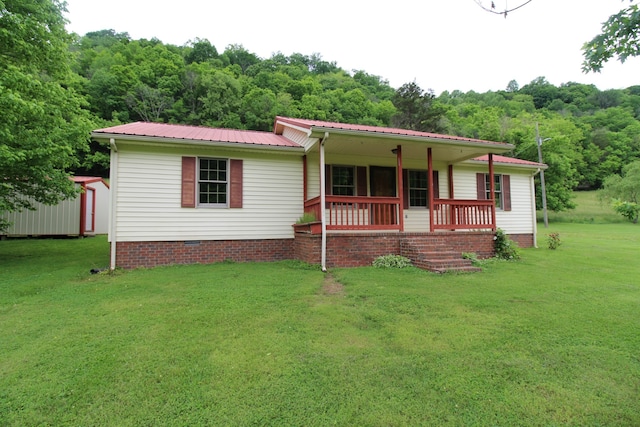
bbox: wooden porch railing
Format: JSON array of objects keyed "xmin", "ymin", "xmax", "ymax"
[
  {"xmin": 304, "ymin": 196, "xmax": 401, "ymax": 230},
  {"xmin": 303, "ymin": 197, "xmax": 496, "ymax": 231},
  {"xmin": 431, "ymin": 199, "xmax": 496, "ymax": 231}
]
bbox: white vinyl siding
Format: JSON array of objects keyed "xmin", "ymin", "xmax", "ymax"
[
  {"xmin": 113, "ymin": 146, "xmax": 303, "ymax": 242},
  {"xmin": 453, "ymin": 167, "xmax": 536, "ymax": 234}
]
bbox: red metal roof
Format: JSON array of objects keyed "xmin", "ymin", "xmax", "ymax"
[
  {"xmin": 93, "ymin": 122, "xmax": 301, "ymax": 148},
  {"xmin": 275, "ymin": 116, "xmax": 511, "ymax": 147},
  {"xmin": 472, "ymin": 155, "xmax": 546, "ymax": 168}
]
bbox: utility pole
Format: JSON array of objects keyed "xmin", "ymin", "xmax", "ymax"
[{"xmin": 536, "ymin": 123, "xmax": 550, "ymax": 228}]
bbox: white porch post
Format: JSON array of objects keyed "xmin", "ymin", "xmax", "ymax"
[
  {"xmin": 319, "ymin": 132, "xmax": 329, "ymax": 272},
  {"xmin": 109, "ymin": 138, "xmax": 118, "ymax": 270},
  {"xmin": 396, "ymin": 145, "xmax": 404, "ymax": 232},
  {"xmin": 428, "ymin": 147, "xmax": 434, "ymax": 232},
  {"xmin": 488, "ymin": 153, "xmax": 497, "ymax": 230}
]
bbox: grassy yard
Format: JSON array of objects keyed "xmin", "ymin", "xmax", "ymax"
[{"xmin": 1, "ymin": 199, "xmax": 639, "ymax": 425}]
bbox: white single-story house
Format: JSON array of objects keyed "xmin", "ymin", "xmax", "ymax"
[
  {"xmin": 1, "ymin": 176, "xmax": 110, "ymax": 237},
  {"xmin": 92, "ymin": 117, "xmax": 546, "ymax": 272}
]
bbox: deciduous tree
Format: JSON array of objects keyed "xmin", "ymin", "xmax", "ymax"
[{"xmin": 1, "ymin": 0, "xmax": 93, "ymax": 232}]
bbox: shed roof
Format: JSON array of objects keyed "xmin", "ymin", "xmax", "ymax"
[
  {"xmin": 93, "ymin": 121, "xmax": 301, "ymax": 148},
  {"xmin": 71, "ymin": 176, "xmax": 110, "ymax": 187}
]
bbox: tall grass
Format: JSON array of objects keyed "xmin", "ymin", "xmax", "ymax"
[{"xmin": 541, "ymin": 190, "xmax": 623, "ymax": 224}]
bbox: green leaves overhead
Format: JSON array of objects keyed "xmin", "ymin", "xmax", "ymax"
[{"xmin": 582, "ymin": 3, "xmax": 640, "ymax": 72}]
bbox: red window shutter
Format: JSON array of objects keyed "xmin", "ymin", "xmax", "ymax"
[
  {"xmin": 181, "ymin": 157, "xmax": 196, "ymax": 208},
  {"xmin": 476, "ymin": 173, "xmax": 486, "ymax": 200},
  {"xmin": 402, "ymin": 169, "xmax": 409, "ymax": 209},
  {"xmin": 502, "ymin": 174, "xmax": 511, "ymax": 211},
  {"xmin": 432, "ymin": 171, "xmax": 440, "ymax": 199},
  {"xmin": 229, "ymin": 159, "xmax": 243, "ymax": 208},
  {"xmin": 357, "ymin": 166, "xmax": 367, "ymax": 196}
]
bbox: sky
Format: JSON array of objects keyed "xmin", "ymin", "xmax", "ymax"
[{"xmin": 63, "ymin": 0, "xmax": 640, "ymax": 94}]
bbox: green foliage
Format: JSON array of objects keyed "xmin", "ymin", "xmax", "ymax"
[
  {"xmin": 392, "ymin": 81, "xmax": 446, "ymax": 132},
  {"xmin": 54, "ymin": 26, "xmax": 640, "ymax": 195},
  {"xmin": 0, "ymin": 0, "xmax": 94, "ymax": 231},
  {"xmin": 547, "ymin": 232, "xmax": 562, "ymax": 249},
  {"xmin": 295, "ymin": 212, "xmax": 317, "ymax": 224},
  {"xmin": 494, "ymin": 228, "xmax": 521, "ymax": 260},
  {"xmin": 372, "ymin": 254, "xmax": 412, "ymax": 268},
  {"xmin": 461, "ymin": 251, "xmax": 487, "ymax": 267},
  {"xmin": 598, "ymin": 161, "xmax": 640, "ymax": 223},
  {"xmin": 612, "ymin": 199, "xmax": 640, "ymax": 223},
  {"xmin": 582, "ymin": 3, "xmax": 640, "ymax": 72}
]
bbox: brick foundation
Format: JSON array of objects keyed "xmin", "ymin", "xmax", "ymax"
[
  {"xmin": 114, "ymin": 239, "xmax": 294, "ymax": 269},
  {"xmin": 114, "ymin": 231, "xmax": 535, "ymax": 269},
  {"xmin": 508, "ymin": 233, "xmax": 535, "ymax": 248}
]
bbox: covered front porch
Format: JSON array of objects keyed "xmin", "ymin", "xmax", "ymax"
[
  {"xmin": 274, "ymin": 117, "xmax": 520, "ymax": 271},
  {"xmin": 300, "ymin": 137, "xmax": 511, "ymax": 233}
]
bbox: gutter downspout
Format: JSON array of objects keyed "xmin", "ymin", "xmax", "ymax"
[
  {"xmin": 319, "ymin": 132, "xmax": 329, "ymax": 272},
  {"xmin": 531, "ymin": 169, "xmax": 540, "ymax": 248},
  {"xmin": 109, "ymin": 138, "xmax": 118, "ymax": 270}
]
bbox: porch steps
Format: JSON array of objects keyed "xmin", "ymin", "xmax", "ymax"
[{"xmin": 400, "ymin": 238, "xmax": 482, "ymax": 274}]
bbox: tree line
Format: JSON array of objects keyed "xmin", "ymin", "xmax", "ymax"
[
  {"xmin": 71, "ymin": 30, "xmax": 640, "ymax": 213},
  {"xmin": 2, "ymin": 0, "xmax": 639, "ymax": 231}
]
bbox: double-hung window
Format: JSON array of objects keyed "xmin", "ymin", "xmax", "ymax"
[
  {"xmin": 477, "ymin": 173, "xmax": 510, "ymax": 211},
  {"xmin": 484, "ymin": 174, "xmax": 503, "ymax": 209},
  {"xmin": 199, "ymin": 158, "xmax": 228, "ymax": 206},
  {"xmin": 331, "ymin": 166, "xmax": 355, "ymax": 196},
  {"xmin": 408, "ymin": 170, "xmax": 428, "ymax": 207}
]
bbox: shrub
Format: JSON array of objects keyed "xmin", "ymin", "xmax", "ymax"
[
  {"xmin": 462, "ymin": 252, "xmax": 484, "ymax": 267},
  {"xmin": 296, "ymin": 212, "xmax": 317, "ymax": 224},
  {"xmin": 612, "ymin": 199, "xmax": 639, "ymax": 224},
  {"xmin": 494, "ymin": 228, "xmax": 521, "ymax": 260},
  {"xmin": 372, "ymin": 254, "xmax": 412, "ymax": 268},
  {"xmin": 547, "ymin": 232, "xmax": 562, "ymax": 249}
]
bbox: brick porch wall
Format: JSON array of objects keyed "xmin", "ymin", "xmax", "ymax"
[
  {"xmin": 294, "ymin": 231, "xmax": 519, "ymax": 268},
  {"xmin": 115, "ymin": 239, "xmax": 294, "ymax": 269}
]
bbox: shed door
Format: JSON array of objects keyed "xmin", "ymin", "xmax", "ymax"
[{"xmin": 85, "ymin": 187, "xmax": 95, "ymax": 232}]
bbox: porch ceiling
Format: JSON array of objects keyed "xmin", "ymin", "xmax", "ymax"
[{"xmin": 321, "ymin": 133, "xmax": 514, "ymax": 164}]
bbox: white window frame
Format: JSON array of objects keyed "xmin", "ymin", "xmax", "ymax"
[
  {"xmin": 331, "ymin": 165, "xmax": 356, "ymax": 196},
  {"xmin": 198, "ymin": 157, "xmax": 229, "ymax": 207},
  {"xmin": 408, "ymin": 169, "xmax": 428, "ymax": 208},
  {"xmin": 485, "ymin": 174, "xmax": 503, "ymax": 210}
]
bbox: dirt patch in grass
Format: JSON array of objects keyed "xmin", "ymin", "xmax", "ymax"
[{"xmin": 321, "ymin": 273, "xmax": 344, "ymax": 296}]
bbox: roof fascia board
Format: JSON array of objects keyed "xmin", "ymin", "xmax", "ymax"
[
  {"xmin": 463, "ymin": 159, "xmax": 548, "ymax": 170},
  {"xmin": 275, "ymin": 120, "xmax": 313, "ymax": 137},
  {"xmin": 308, "ymin": 127, "xmax": 515, "ymax": 152},
  {"xmin": 92, "ymin": 133, "xmax": 305, "ymax": 154}
]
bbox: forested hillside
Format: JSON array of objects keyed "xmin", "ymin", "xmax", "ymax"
[{"xmin": 40, "ymin": 27, "xmax": 631, "ymax": 212}]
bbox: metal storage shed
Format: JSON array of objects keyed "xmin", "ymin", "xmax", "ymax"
[{"xmin": 1, "ymin": 177, "xmax": 110, "ymax": 237}]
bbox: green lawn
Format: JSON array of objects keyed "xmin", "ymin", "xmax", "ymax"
[{"xmin": 1, "ymin": 209, "xmax": 639, "ymax": 425}]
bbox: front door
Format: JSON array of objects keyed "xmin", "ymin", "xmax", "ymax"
[
  {"xmin": 369, "ymin": 166, "xmax": 396, "ymax": 225},
  {"xmin": 369, "ymin": 166, "xmax": 396, "ymax": 197}
]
